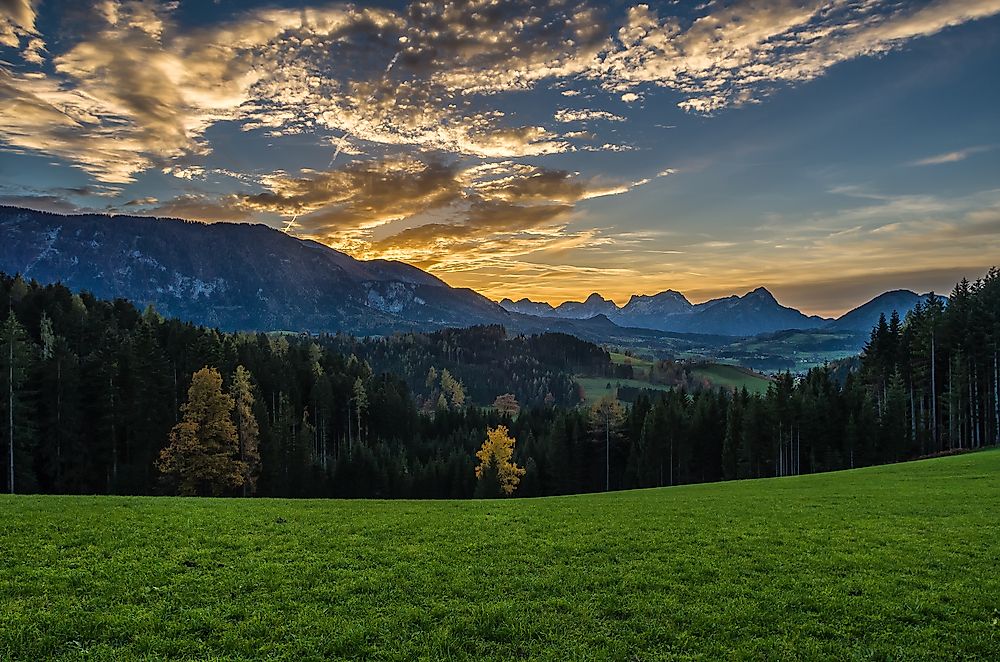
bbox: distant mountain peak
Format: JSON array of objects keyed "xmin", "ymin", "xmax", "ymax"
[
  {"xmin": 626, "ymin": 289, "xmax": 690, "ymax": 305},
  {"xmin": 745, "ymin": 286, "xmax": 778, "ymax": 304},
  {"xmin": 498, "ymin": 297, "xmax": 556, "ymax": 316},
  {"xmin": 826, "ymin": 289, "xmax": 924, "ymax": 332},
  {"xmin": 584, "ymin": 292, "xmax": 609, "ymax": 303},
  {"xmin": 874, "ymin": 289, "xmax": 919, "ymax": 298}
]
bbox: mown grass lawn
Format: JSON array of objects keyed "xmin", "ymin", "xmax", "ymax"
[{"xmin": 2, "ymin": 451, "xmax": 999, "ymax": 660}]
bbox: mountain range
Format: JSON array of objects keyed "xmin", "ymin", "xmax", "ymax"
[
  {"xmin": 1, "ymin": 206, "xmax": 924, "ymax": 339},
  {"xmin": 0, "ymin": 206, "xmax": 507, "ymax": 335},
  {"xmin": 501, "ymin": 287, "xmax": 834, "ymax": 336}
]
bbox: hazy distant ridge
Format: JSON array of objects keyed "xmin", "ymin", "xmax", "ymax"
[{"xmin": 2, "ymin": 206, "xmax": 922, "ymax": 338}]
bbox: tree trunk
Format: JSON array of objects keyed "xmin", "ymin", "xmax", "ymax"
[
  {"xmin": 948, "ymin": 359, "xmax": 955, "ymax": 449},
  {"xmin": 8, "ymin": 331, "xmax": 13, "ymax": 495},
  {"xmin": 973, "ymin": 363, "xmax": 981, "ymax": 449},
  {"xmin": 930, "ymin": 329, "xmax": 937, "ymax": 450},
  {"xmin": 669, "ymin": 436, "xmax": 673, "ymax": 487},
  {"xmin": 605, "ymin": 415, "xmax": 609, "ymax": 492},
  {"xmin": 237, "ymin": 401, "xmax": 246, "ymax": 498},
  {"xmin": 969, "ymin": 361, "xmax": 976, "ymax": 449},
  {"xmin": 56, "ymin": 359, "xmax": 62, "ymax": 489},
  {"xmin": 172, "ymin": 365, "xmax": 178, "ymax": 423},
  {"xmin": 919, "ymin": 396, "xmax": 925, "ymax": 456},
  {"xmin": 993, "ymin": 345, "xmax": 1000, "ymax": 446},
  {"xmin": 909, "ymin": 382, "xmax": 916, "ymax": 445},
  {"xmin": 110, "ymin": 374, "xmax": 117, "ymax": 493}
]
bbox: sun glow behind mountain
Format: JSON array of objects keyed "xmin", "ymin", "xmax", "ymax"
[{"xmin": 1, "ymin": 0, "xmax": 998, "ymax": 316}]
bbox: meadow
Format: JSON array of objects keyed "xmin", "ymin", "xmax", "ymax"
[
  {"xmin": 2, "ymin": 451, "xmax": 998, "ymax": 660},
  {"xmin": 689, "ymin": 363, "xmax": 771, "ymax": 394},
  {"xmin": 579, "ymin": 356, "xmax": 771, "ymax": 402}
]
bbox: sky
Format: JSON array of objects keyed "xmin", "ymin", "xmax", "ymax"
[{"xmin": 1, "ymin": 0, "xmax": 998, "ymax": 317}]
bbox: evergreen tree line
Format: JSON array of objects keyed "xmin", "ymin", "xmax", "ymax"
[
  {"xmin": 858, "ymin": 268, "xmax": 1000, "ymax": 455},
  {"xmin": 0, "ymin": 274, "xmax": 605, "ymax": 497},
  {"xmin": 1, "ymin": 269, "xmax": 997, "ymax": 498}
]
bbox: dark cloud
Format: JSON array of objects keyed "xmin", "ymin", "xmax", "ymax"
[
  {"xmin": 241, "ymin": 158, "xmax": 463, "ymax": 234},
  {"xmin": 376, "ymin": 201, "xmax": 572, "ymax": 251},
  {"xmin": 139, "ymin": 194, "xmax": 250, "ymax": 223},
  {"xmin": 0, "ymin": 193, "xmax": 79, "ymax": 214}
]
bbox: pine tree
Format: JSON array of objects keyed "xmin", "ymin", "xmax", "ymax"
[
  {"xmin": 34, "ymin": 317, "xmax": 80, "ymax": 492},
  {"xmin": 590, "ymin": 395, "xmax": 625, "ymax": 491},
  {"xmin": 1, "ymin": 312, "xmax": 34, "ymax": 494},
  {"xmin": 352, "ymin": 377, "xmax": 368, "ymax": 445},
  {"xmin": 722, "ymin": 394, "xmax": 744, "ymax": 480}
]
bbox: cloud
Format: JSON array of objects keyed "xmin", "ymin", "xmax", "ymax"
[
  {"xmin": 909, "ymin": 144, "xmax": 996, "ymax": 166},
  {"xmin": 241, "ymin": 157, "xmax": 463, "ymax": 237},
  {"xmin": 0, "ymin": 0, "xmax": 38, "ymax": 48},
  {"xmin": 470, "ymin": 166, "xmax": 638, "ymax": 203},
  {"xmin": 137, "ymin": 194, "xmax": 251, "ymax": 223},
  {"xmin": 554, "ymin": 108, "xmax": 625, "ymax": 123},
  {"xmin": 374, "ymin": 202, "xmax": 572, "ymax": 253},
  {"xmin": 3, "ymin": 0, "xmax": 996, "ymax": 184},
  {"xmin": 600, "ymin": 0, "xmax": 1000, "ymax": 113},
  {"xmin": 0, "ymin": 1, "xmax": 616, "ymax": 181},
  {"xmin": 226, "ymin": 156, "xmax": 641, "ymax": 271},
  {"xmin": 0, "ymin": 0, "xmax": 264, "ymax": 182},
  {"xmin": 0, "ymin": 193, "xmax": 79, "ymax": 215}
]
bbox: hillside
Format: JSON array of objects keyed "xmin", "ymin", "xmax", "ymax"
[
  {"xmin": 0, "ymin": 206, "xmax": 743, "ymax": 347},
  {"xmin": 2, "ymin": 450, "xmax": 997, "ymax": 659},
  {"xmin": 0, "ymin": 206, "xmax": 510, "ymax": 335},
  {"xmin": 826, "ymin": 289, "xmax": 924, "ymax": 332}
]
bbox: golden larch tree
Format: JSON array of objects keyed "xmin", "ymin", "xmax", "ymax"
[
  {"xmin": 475, "ymin": 425, "xmax": 526, "ymax": 497},
  {"xmin": 440, "ymin": 369, "xmax": 466, "ymax": 409},
  {"xmin": 231, "ymin": 365, "xmax": 261, "ymax": 496},
  {"xmin": 157, "ymin": 367, "xmax": 247, "ymax": 496}
]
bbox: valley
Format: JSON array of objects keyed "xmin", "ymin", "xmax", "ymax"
[
  {"xmin": 0, "ymin": 206, "xmax": 920, "ymax": 374},
  {"xmin": 1, "ymin": 3, "xmax": 997, "ymax": 659}
]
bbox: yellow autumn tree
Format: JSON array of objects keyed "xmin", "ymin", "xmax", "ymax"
[
  {"xmin": 157, "ymin": 367, "xmax": 247, "ymax": 496},
  {"xmin": 474, "ymin": 425, "xmax": 526, "ymax": 497},
  {"xmin": 231, "ymin": 365, "xmax": 261, "ymax": 496},
  {"xmin": 440, "ymin": 369, "xmax": 466, "ymax": 409}
]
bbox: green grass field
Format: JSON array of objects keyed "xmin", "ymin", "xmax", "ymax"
[
  {"xmin": 608, "ymin": 352, "xmax": 655, "ymax": 369},
  {"xmin": 2, "ymin": 451, "xmax": 999, "ymax": 660},
  {"xmin": 575, "ymin": 375, "xmax": 664, "ymax": 402},
  {"xmin": 690, "ymin": 363, "xmax": 772, "ymax": 394},
  {"xmin": 578, "ymin": 361, "xmax": 771, "ymax": 402}
]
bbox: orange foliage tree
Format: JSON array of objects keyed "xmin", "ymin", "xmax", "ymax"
[{"xmin": 157, "ymin": 367, "xmax": 248, "ymax": 496}]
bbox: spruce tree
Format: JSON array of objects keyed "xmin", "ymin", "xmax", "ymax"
[{"xmin": 1, "ymin": 312, "xmax": 34, "ymax": 494}]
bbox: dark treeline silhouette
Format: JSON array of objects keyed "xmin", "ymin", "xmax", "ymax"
[
  {"xmin": 859, "ymin": 269, "xmax": 1000, "ymax": 455},
  {"xmin": 1, "ymin": 269, "xmax": 997, "ymax": 498}
]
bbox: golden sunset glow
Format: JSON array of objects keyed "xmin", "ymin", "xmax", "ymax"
[{"xmin": 1, "ymin": 0, "xmax": 998, "ymax": 315}]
